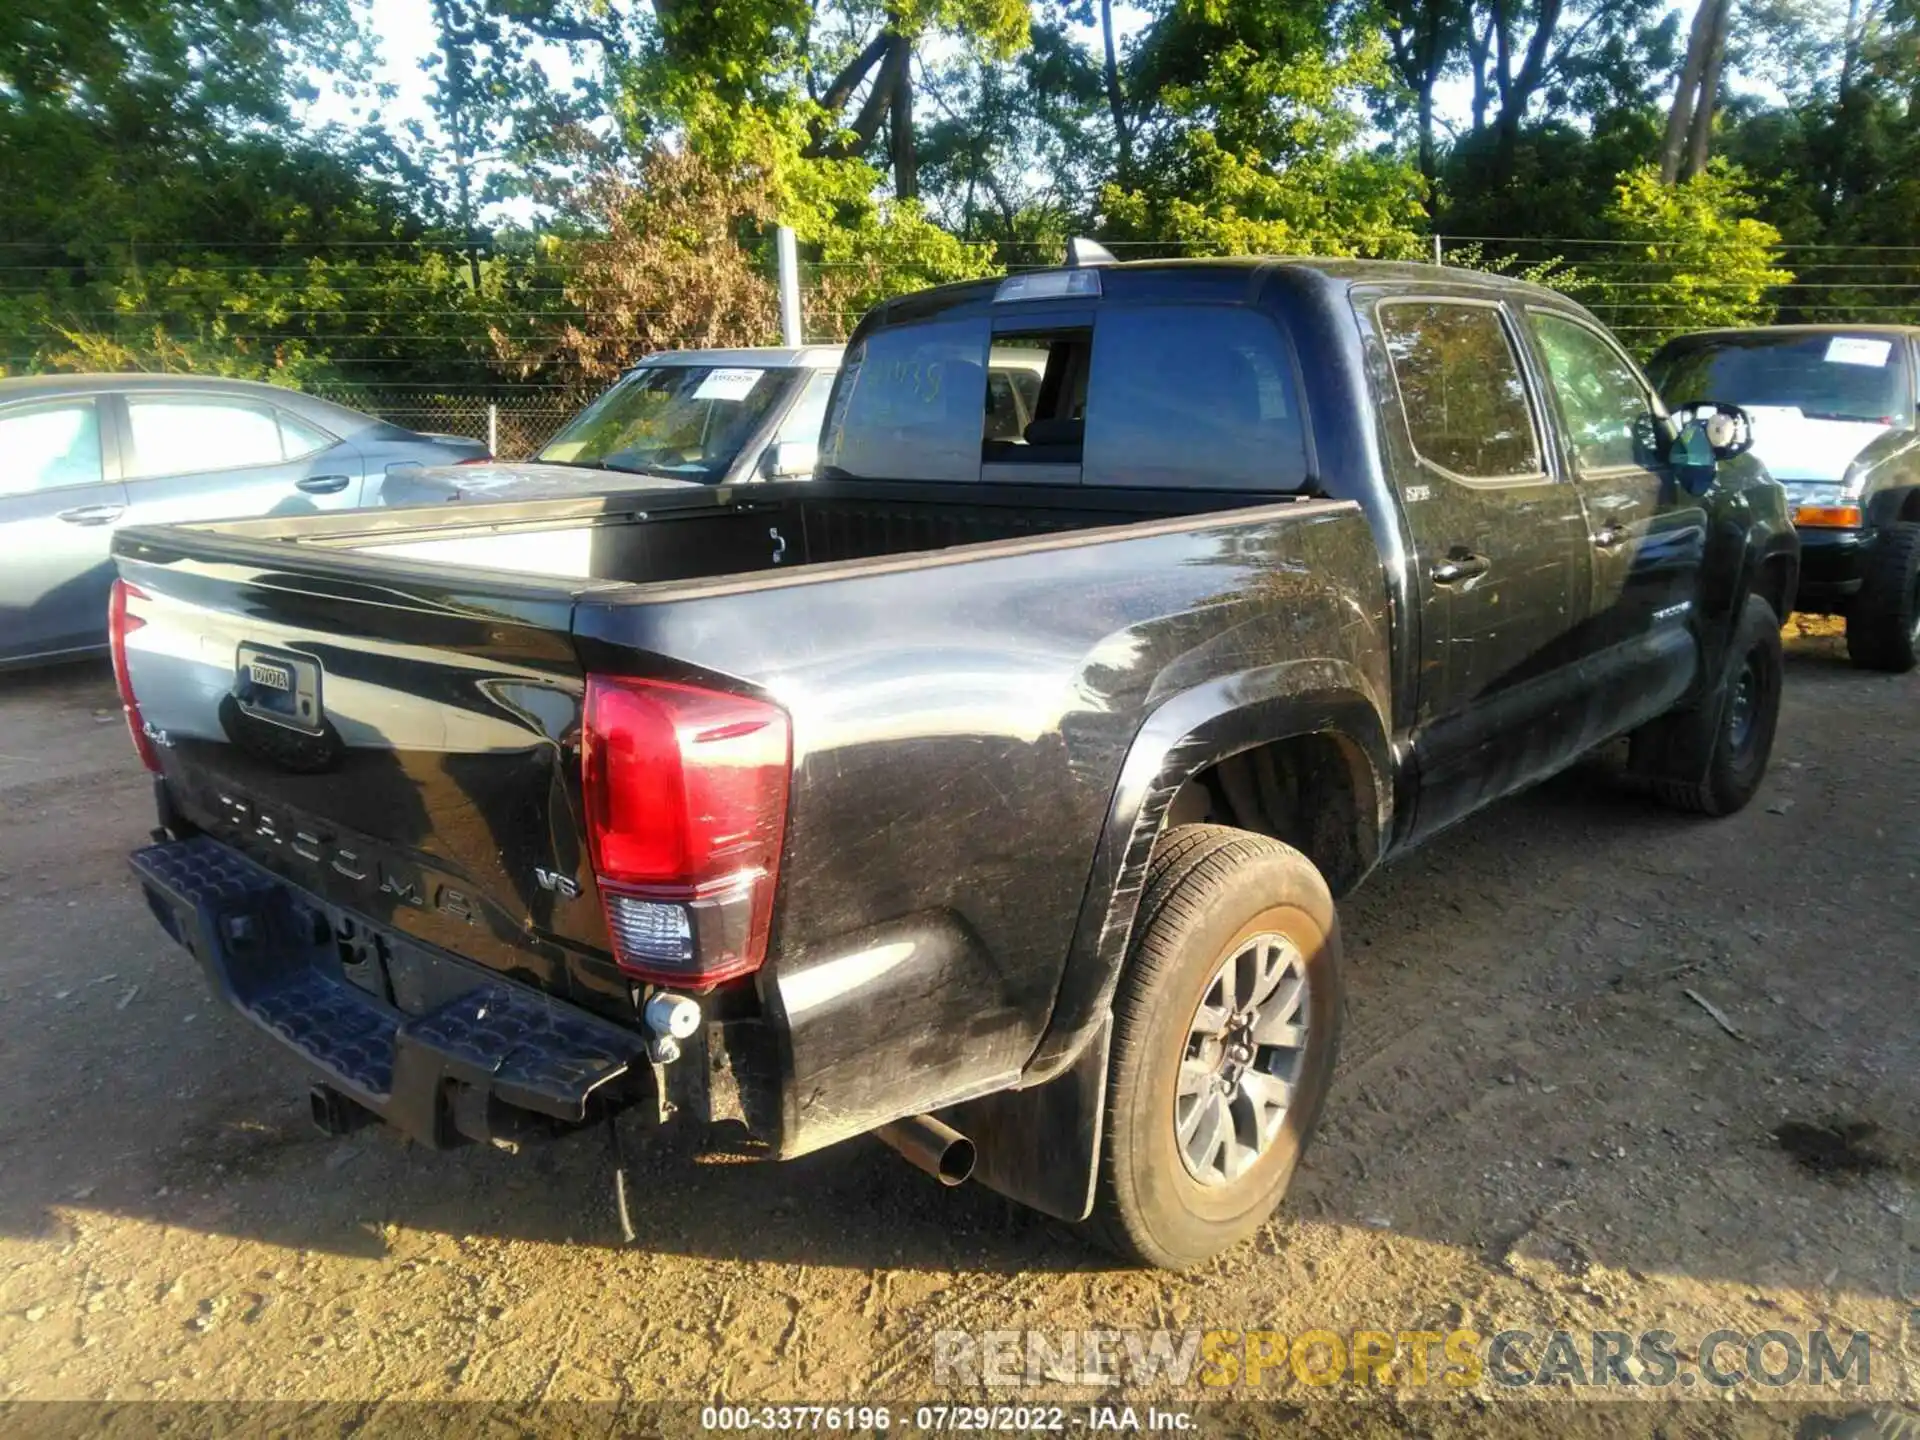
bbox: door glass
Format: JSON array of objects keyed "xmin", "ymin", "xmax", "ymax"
[
  {"xmin": 127, "ymin": 399, "xmax": 284, "ymax": 478},
  {"xmin": 1379, "ymin": 302, "xmax": 1542, "ymax": 480},
  {"xmin": 1083, "ymin": 307, "xmax": 1309, "ymax": 489},
  {"xmin": 277, "ymin": 411, "xmax": 336, "ymax": 460},
  {"xmin": 1530, "ymin": 313, "xmax": 1658, "ymax": 472},
  {"xmin": 0, "ymin": 401, "xmax": 103, "ymax": 496}
]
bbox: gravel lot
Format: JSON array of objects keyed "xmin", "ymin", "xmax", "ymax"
[{"xmin": 0, "ymin": 626, "xmax": 1914, "ymax": 1435}]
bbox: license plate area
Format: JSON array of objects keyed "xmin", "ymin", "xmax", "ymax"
[{"xmin": 235, "ymin": 644, "xmax": 323, "ymax": 733}]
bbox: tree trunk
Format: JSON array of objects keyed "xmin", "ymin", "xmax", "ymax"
[
  {"xmin": 816, "ymin": 31, "xmax": 892, "ymax": 122},
  {"xmin": 1660, "ymin": 0, "xmax": 1718, "ymax": 183},
  {"xmin": 1100, "ymin": 0, "xmax": 1133, "ymax": 186},
  {"xmin": 1388, "ymin": 0, "xmax": 1447, "ymax": 186},
  {"xmin": 1466, "ymin": 13, "xmax": 1494, "ymax": 134},
  {"xmin": 1492, "ymin": 0, "xmax": 1564, "ymax": 177},
  {"xmin": 805, "ymin": 30, "xmax": 907, "ymax": 161},
  {"xmin": 431, "ymin": 0, "xmax": 484, "ymax": 289},
  {"xmin": 889, "ymin": 38, "xmax": 916, "ymax": 201},
  {"xmin": 1681, "ymin": 0, "xmax": 1731, "ymax": 180}
]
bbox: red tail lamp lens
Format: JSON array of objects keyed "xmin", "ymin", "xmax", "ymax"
[
  {"xmin": 108, "ymin": 579, "xmax": 159, "ymax": 773},
  {"xmin": 582, "ymin": 676, "xmax": 790, "ymax": 987}
]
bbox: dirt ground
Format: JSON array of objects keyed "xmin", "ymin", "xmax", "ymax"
[{"xmin": 0, "ymin": 625, "xmax": 1915, "ymax": 1436}]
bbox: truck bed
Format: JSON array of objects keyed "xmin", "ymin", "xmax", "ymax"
[{"xmin": 175, "ymin": 478, "xmax": 1289, "ymax": 590}]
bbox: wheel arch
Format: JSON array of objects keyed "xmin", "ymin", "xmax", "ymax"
[{"xmin": 1021, "ymin": 661, "xmax": 1390, "ymax": 1087}]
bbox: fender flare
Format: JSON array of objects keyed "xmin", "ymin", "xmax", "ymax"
[
  {"xmin": 1022, "ymin": 659, "xmax": 1392, "ymax": 1087},
  {"xmin": 1703, "ymin": 519, "xmax": 1799, "ymax": 687}
]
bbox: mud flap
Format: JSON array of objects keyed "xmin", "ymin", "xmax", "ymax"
[{"xmin": 938, "ymin": 1014, "xmax": 1111, "ymax": 1223}]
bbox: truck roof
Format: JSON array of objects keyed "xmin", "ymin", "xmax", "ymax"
[{"xmin": 860, "ymin": 255, "xmax": 1587, "ymax": 330}]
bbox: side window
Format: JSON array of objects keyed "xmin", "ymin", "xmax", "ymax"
[
  {"xmin": 1378, "ymin": 302, "xmax": 1543, "ymax": 481},
  {"xmin": 775, "ymin": 369, "xmax": 836, "ymax": 447},
  {"xmin": 0, "ymin": 400, "xmax": 104, "ymax": 496},
  {"xmin": 1529, "ymin": 313, "xmax": 1658, "ymax": 472},
  {"xmin": 1082, "ymin": 307, "xmax": 1310, "ymax": 490},
  {"xmin": 127, "ymin": 398, "xmax": 285, "ymax": 479},
  {"xmin": 277, "ymin": 411, "xmax": 336, "ymax": 460},
  {"xmin": 819, "ymin": 317, "xmax": 989, "ymax": 482}
]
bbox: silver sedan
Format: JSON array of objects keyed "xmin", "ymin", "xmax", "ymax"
[{"xmin": 0, "ymin": 374, "xmax": 488, "ymax": 668}]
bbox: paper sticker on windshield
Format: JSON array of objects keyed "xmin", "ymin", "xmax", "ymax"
[
  {"xmin": 693, "ymin": 368, "xmax": 764, "ymax": 402},
  {"xmin": 1825, "ymin": 337, "xmax": 1893, "ymax": 368}
]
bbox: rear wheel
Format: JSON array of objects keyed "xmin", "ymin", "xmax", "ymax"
[
  {"xmin": 1845, "ymin": 522, "xmax": 1920, "ymax": 674},
  {"xmin": 1084, "ymin": 825, "xmax": 1342, "ymax": 1270},
  {"xmin": 1645, "ymin": 593, "xmax": 1784, "ymax": 817}
]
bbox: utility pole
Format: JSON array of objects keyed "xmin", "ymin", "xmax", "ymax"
[{"xmin": 777, "ymin": 226, "xmax": 803, "ymax": 347}]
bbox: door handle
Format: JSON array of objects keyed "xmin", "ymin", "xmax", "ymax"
[
  {"xmin": 296, "ymin": 474, "xmax": 351, "ymax": 495},
  {"xmin": 1593, "ymin": 522, "xmax": 1631, "ymax": 550},
  {"xmin": 56, "ymin": 504, "xmax": 124, "ymax": 526},
  {"xmin": 1430, "ymin": 552, "xmax": 1490, "ymax": 585}
]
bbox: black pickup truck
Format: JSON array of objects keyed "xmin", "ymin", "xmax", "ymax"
[{"xmin": 111, "ymin": 257, "xmax": 1797, "ymax": 1269}]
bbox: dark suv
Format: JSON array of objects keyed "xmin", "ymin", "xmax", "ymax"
[{"xmin": 1649, "ymin": 325, "xmax": 1920, "ymax": 671}]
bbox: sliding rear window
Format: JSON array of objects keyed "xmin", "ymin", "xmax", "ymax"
[{"xmin": 820, "ymin": 302, "xmax": 1312, "ymax": 490}]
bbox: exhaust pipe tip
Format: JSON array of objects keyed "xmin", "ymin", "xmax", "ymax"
[{"xmin": 875, "ymin": 1115, "xmax": 975, "ymax": 1187}]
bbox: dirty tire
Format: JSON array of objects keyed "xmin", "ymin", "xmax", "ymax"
[
  {"xmin": 1084, "ymin": 824, "xmax": 1342, "ymax": 1270},
  {"xmin": 1845, "ymin": 521, "xmax": 1920, "ymax": 673},
  {"xmin": 1648, "ymin": 593, "xmax": 1784, "ymax": 817}
]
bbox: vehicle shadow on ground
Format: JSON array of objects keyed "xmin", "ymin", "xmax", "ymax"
[{"xmin": 2, "ymin": 643, "xmax": 1913, "ymax": 1292}]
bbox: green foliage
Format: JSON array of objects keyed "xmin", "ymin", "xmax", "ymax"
[
  {"xmin": 1101, "ymin": 24, "xmax": 1427, "ymax": 257},
  {"xmin": 1592, "ymin": 162, "xmax": 1794, "ymax": 350},
  {"xmin": 678, "ymin": 86, "xmax": 1002, "ymax": 328},
  {"xmin": 1442, "ymin": 243, "xmax": 1595, "ymax": 298},
  {"xmin": 5, "ymin": 0, "xmax": 1917, "ymax": 395}
]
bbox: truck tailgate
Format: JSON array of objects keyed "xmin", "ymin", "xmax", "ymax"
[{"xmin": 114, "ymin": 529, "xmax": 633, "ymax": 1019}]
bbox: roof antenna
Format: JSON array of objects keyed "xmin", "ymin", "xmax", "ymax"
[{"xmin": 1065, "ymin": 237, "xmax": 1117, "ymax": 268}]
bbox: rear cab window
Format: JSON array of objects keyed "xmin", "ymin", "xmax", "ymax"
[{"xmin": 819, "ymin": 285, "xmax": 1314, "ymax": 492}]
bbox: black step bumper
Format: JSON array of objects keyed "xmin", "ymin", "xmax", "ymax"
[{"xmin": 130, "ymin": 836, "xmax": 649, "ymax": 1147}]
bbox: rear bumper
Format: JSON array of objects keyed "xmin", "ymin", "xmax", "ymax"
[{"xmin": 130, "ymin": 836, "xmax": 651, "ymax": 1148}]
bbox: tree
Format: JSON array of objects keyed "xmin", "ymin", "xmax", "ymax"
[
  {"xmin": 797, "ymin": 0, "xmax": 1028, "ymax": 199},
  {"xmin": 492, "ymin": 147, "xmax": 782, "ymax": 391},
  {"xmin": 1100, "ymin": 12, "xmax": 1426, "ymax": 258},
  {"xmin": 1592, "ymin": 161, "xmax": 1792, "ymax": 350},
  {"xmin": 1660, "ymin": 0, "xmax": 1734, "ymax": 182},
  {"xmin": 914, "ymin": 19, "xmax": 1108, "ymax": 249}
]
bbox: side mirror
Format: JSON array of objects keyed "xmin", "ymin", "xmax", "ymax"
[
  {"xmin": 1667, "ymin": 400, "xmax": 1755, "ymax": 496},
  {"xmin": 760, "ymin": 439, "xmax": 817, "ymax": 480}
]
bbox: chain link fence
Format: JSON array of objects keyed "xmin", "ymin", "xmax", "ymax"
[{"xmin": 311, "ymin": 387, "xmax": 581, "ymax": 461}]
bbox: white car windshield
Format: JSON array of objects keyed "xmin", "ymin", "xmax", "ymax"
[
  {"xmin": 1650, "ymin": 334, "xmax": 1911, "ymax": 426},
  {"xmin": 539, "ymin": 365, "xmax": 793, "ymax": 480}
]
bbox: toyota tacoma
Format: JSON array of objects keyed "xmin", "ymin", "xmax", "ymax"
[{"xmin": 113, "ymin": 254, "xmax": 1797, "ymax": 1268}]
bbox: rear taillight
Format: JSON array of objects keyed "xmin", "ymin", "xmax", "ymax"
[
  {"xmin": 582, "ymin": 676, "xmax": 791, "ymax": 989},
  {"xmin": 108, "ymin": 579, "xmax": 160, "ymax": 773},
  {"xmin": 455, "ymin": 455, "xmax": 493, "ymax": 466}
]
